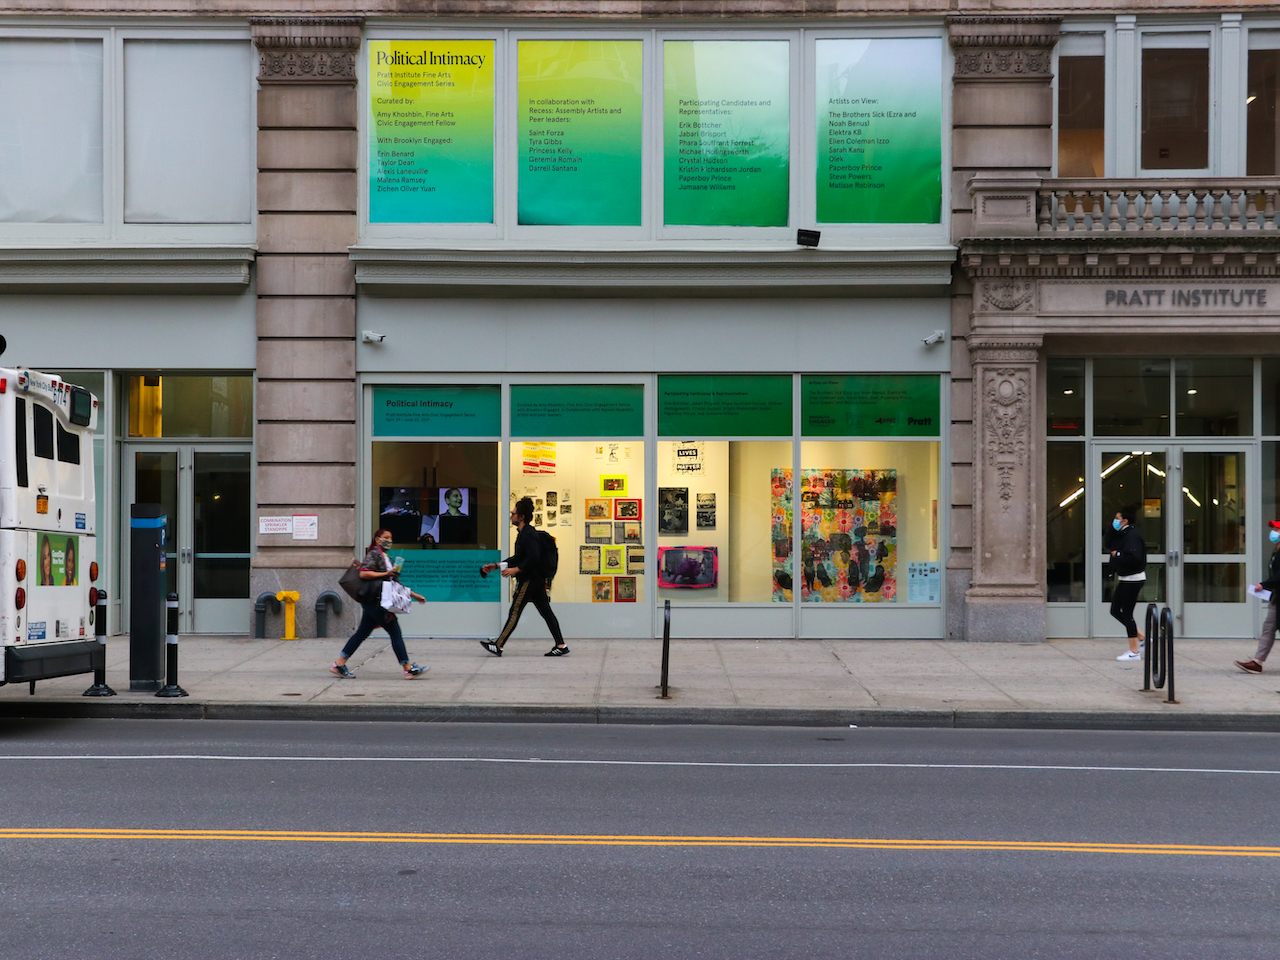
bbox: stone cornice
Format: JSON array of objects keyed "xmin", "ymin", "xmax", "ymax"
[
  {"xmin": 960, "ymin": 239, "xmax": 1280, "ymax": 280},
  {"xmin": 251, "ymin": 17, "xmax": 361, "ymax": 83},
  {"xmin": 349, "ymin": 245, "xmax": 955, "ymax": 293},
  {"xmin": 0, "ymin": 246, "xmax": 254, "ymax": 290},
  {"xmin": 948, "ymin": 14, "xmax": 1058, "ymax": 81}
]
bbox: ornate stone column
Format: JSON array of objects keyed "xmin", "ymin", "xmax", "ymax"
[
  {"xmin": 249, "ymin": 18, "xmax": 362, "ymax": 637},
  {"xmin": 966, "ymin": 335, "xmax": 1045, "ymax": 642}
]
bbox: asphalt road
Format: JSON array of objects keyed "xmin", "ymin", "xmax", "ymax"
[{"xmin": 0, "ymin": 719, "xmax": 1278, "ymax": 959}]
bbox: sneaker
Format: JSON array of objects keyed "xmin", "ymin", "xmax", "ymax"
[
  {"xmin": 1235, "ymin": 659, "xmax": 1263, "ymax": 674},
  {"xmin": 403, "ymin": 662, "xmax": 429, "ymax": 678},
  {"xmin": 479, "ymin": 640, "xmax": 502, "ymax": 657},
  {"xmin": 1116, "ymin": 650, "xmax": 1141, "ymax": 661},
  {"xmin": 330, "ymin": 662, "xmax": 356, "ymax": 678},
  {"xmin": 544, "ymin": 645, "xmax": 571, "ymax": 657}
]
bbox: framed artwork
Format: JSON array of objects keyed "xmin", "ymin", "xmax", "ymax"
[
  {"xmin": 579, "ymin": 544, "xmax": 601, "ymax": 575},
  {"xmin": 602, "ymin": 545, "xmax": 625, "ymax": 574},
  {"xmin": 657, "ymin": 545, "xmax": 718, "ymax": 588},
  {"xmin": 696, "ymin": 492, "xmax": 716, "ymax": 530},
  {"xmin": 591, "ymin": 576, "xmax": 613, "ymax": 602},
  {"xmin": 585, "ymin": 522, "xmax": 613, "ymax": 544},
  {"xmin": 622, "ymin": 521, "xmax": 642, "ymax": 543},
  {"xmin": 585, "ymin": 498, "xmax": 612, "ymax": 520},
  {"xmin": 614, "ymin": 576, "xmax": 637, "ymax": 602},
  {"xmin": 658, "ymin": 487, "xmax": 689, "ymax": 535},
  {"xmin": 626, "ymin": 545, "xmax": 644, "ymax": 575},
  {"xmin": 600, "ymin": 475, "xmax": 628, "ymax": 497},
  {"xmin": 613, "ymin": 498, "xmax": 641, "ymax": 520}
]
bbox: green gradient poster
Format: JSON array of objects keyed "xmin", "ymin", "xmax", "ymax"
[
  {"xmin": 368, "ymin": 40, "xmax": 494, "ymax": 223},
  {"xmin": 816, "ymin": 38, "xmax": 942, "ymax": 224},
  {"xmin": 518, "ymin": 41, "xmax": 643, "ymax": 226},
  {"xmin": 663, "ymin": 41, "xmax": 790, "ymax": 227}
]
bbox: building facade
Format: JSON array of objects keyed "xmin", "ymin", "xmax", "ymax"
[{"xmin": 0, "ymin": 1, "xmax": 1275, "ymax": 643}]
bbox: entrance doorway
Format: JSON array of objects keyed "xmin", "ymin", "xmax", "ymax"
[
  {"xmin": 1092, "ymin": 444, "xmax": 1251, "ymax": 639},
  {"xmin": 124, "ymin": 445, "xmax": 251, "ymax": 634}
]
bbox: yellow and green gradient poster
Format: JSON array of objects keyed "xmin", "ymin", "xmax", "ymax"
[
  {"xmin": 368, "ymin": 40, "xmax": 494, "ymax": 223},
  {"xmin": 663, "ymin": 40, "xmax": 790, "ymax": 227},
  {"xmin": 517, "ymin": 40, "xmax": 643, "ymax": 226},
  {"xmin": 815, "ymin": 38, "xmax": 942, "ymax": 224}
]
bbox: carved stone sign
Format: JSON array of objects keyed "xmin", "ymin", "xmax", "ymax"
[{"xmin": 1039, "ymin": 282, "xmax": 1280, "ymax": 316}]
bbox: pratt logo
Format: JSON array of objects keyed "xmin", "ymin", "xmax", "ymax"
[{"xmin": 1105, "ymin": 287, "xmax": 1269, "ymax": 308}]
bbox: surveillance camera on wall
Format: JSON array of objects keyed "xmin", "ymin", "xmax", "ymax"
[
  {"xmin": 922, "ymin": 330, "xmax": 946, "ymax": 346},
  {"xmin": 362, "ymin": 330, "xmax": 387, "ymax": 343}
]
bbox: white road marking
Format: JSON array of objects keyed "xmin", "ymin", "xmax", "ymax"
[{"xmin": 0, "ymin": 754, "xmax": 1277, "ymax": 776}]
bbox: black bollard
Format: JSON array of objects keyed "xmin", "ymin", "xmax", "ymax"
[
  {"xmin": 82, "ymin": 591, "xmax": 116, "ymax": 697},
  {"xmin": 155, "ymin": 592, "xmax": 188, "ymax": 698},
  {"xmin": 658, "ymin": 599, "xmax": 671, "ymax": 700}
]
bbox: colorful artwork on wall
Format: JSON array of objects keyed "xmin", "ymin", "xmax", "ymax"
[{"xmin": 770, "ymin": 468, "xmax": 897, "ymax": 603}]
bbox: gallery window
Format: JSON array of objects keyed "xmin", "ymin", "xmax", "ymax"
[
  {"xmin": 1141, "ymin": 40, "xmax": 1210, "ymax": 171},
  {"xmin": 1057, "ymin": 42, "xmax": 1105, "ymax": 178},
  {"xmin": 369, "ymin": 385, "xmax": 502, "ymax": 602},
  {"xmin": 508, "ymin": 384, "xmax": 645, "ymax": 606},
  {"xmin": 656, "ymin": 375, "xmax": 794, "ymax": 603},
  {"xmin": 798, "ymin": 376, "xmax": 942, "ymax": 605}
]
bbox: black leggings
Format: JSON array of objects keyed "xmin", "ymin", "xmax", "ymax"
[
  {"xmin": 1110, "ymin": 580, "xmax": 1143, "ymax": 638},
  {"xmin": 495, "ymin": 578, "xmax": 564, "ymax": 648}
]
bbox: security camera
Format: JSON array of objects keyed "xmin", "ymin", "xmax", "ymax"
[
  {"xmin": 922, "ymin": 330, "xmax": 946, "ymax": 346},
  {"xmin": 361, "ymin": 330, "xmax": 386, "ymax": 343}
]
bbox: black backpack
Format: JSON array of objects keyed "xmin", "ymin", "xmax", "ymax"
[{"xmin": 536, "ymin": 530, "xmax": 559, "ymax": 584}]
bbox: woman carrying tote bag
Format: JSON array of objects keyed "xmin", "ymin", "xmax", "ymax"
[{"xmin": 330, "ymin": 529, "xmax": 429, "ymax": 679}]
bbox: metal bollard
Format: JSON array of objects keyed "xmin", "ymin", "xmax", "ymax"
[
  {"xmin": 658, "ymin": 599, "xmax": 672, "ymax": 700},
  {"xmin": 314, "ymin": 590, "xmax": 343, "ymax": 639},
  {"xmin": 82, "ymin": 591, "xmax": 116, "ymax": 697},
  {"xmin": 253, "ymin": 592, "xmax": 281, "ymax": 639},
  {"xmin": 155, "ymin": 592, "xmax": 188, "ymax": 698}
]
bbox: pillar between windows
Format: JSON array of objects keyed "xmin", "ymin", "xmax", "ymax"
[{"xmin": 966, "ymin": 335, "xmax": 1046, "ymax": 643}]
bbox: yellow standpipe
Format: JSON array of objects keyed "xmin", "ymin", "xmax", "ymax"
[{"xmin": 275, "ymin": 590, "xmax": 301, "ymax": 640}]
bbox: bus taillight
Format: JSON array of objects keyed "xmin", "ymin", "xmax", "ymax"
[
  {"xmin": 89, "ymin": 561, "xmax": 98, "ymax": 582},
  {"xmin": 89, "ymin": 587, "xmax": 98, "ymax": 606},
  {"xmin": 15, "ymin": 559, "xmax": 25, "ymax": 581},
  {"xmin": 15, "ymin": 587, "xmax": 25, "ymax": 610}
]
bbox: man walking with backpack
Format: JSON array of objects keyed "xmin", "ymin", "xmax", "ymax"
[{"xmin": 479, "ymin": 496, "xmax": 569, "ymax": 657}]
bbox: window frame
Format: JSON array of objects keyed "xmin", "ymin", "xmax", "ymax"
[{"xmin": 0, "ymin": 24, "xmax": 256, "ymax": 245}]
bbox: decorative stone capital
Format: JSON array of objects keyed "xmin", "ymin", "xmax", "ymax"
[
  {"xmin": 968, "ymin": 335, "xmax": 1042, "ymax": 365},
  {"xmin": 251, "ymin": 18, "xmax": 362, "ymax": 84},
  {"xmin": 948, "ymin": 16, "xmax": 1060, "ymax": 81}
]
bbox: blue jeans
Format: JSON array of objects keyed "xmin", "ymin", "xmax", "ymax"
[{"xmin": 341, "ymin": 601, "xmax": 409, "ymax": 664}]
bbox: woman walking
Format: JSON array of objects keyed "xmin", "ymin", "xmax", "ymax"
[
  {"xmin": 1109, "ymin": 506, "xmax": 1147, "ymax": 661},
  {"xmin": 331, "ymin": 529, "xmax": 429, "ymax": 679}
]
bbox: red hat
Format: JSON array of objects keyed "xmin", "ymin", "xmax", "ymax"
[{"xmin": 1270, "ymin": 520, "xmax": 1280, "ymax": 530}]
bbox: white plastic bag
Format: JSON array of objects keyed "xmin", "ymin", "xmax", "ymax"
[{"xmin": 381, "ymin": 580, "xmax": 413, "ymax": 614}]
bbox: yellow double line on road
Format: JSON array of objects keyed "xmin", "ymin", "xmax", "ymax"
[{"xmin": 1, "ymin": 828, "xmax": 1277, "ymax": 857}]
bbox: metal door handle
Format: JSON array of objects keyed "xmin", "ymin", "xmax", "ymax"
[{"xmin": 1169, "ymin": 550, "xmax": 1179, "ymax": 567}]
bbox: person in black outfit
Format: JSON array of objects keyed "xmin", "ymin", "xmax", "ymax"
[
  {"xmin": 1236, "ymin": 519, "xmax": 1280, "ymax": 673},
  {"xmin": 1108, "ymin": 506, "xmax": 1147, "ymax": 661},
  {"xmin": 478, "ymin": 496, "xmax": 568, "ymax": 657}
]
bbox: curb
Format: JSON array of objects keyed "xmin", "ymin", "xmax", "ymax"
[{"xmin": 1, "ymin": 699, "xmax": 1279, "ymax": 732}]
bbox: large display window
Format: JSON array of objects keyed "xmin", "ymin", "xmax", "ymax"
[{"xmin": 507, "ymin": 384, "xmax": 645, "ymax": 607}]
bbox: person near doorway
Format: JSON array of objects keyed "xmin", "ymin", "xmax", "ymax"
[
  {"xmin": 1109, "ymin": 506, "xmax": 1147, "ymax": 661},
  {"xmin": 330, "ymin": 529, "xmax": 429, "ymax": 679},
  {"xmin": 1235, "ymin": 520, "xmax": 1280, "ymax": 673},
  {"xmin": 478, "ymin": 496, "xmax": 568, "ymax": 657}
]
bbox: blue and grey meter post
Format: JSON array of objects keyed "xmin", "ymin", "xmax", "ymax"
[{"xmin": 129, "ymin": 504, "xmax": 167, "ymax": 691}]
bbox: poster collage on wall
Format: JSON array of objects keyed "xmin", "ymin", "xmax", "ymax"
[{"xmin": 770, "ymin": 468, "xmax": 898, "ymax": 603}]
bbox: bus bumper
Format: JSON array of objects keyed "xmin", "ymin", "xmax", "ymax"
[{"xmin": 2, "ymin": 641, "xmax": 104, "ymax": 686}]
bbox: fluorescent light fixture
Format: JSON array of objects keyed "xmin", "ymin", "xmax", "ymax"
[
  {"xmin": 1248, "ymin": 95, "xmax": 1258, "ymax": 104},
  {"xmin": 1147, "ymin": 464, "xmax": 1166, "ymax": 478},
  {"xmin": 1063, "ymin": 389, "xmax": 1074, "ymax": 395},
  {"xmin": 1101, "ymin": 455, "xmax": 1132, "ymax": 478},
  {"xmin": 1059, "ymin": 487, "xmax": 1085, "ymax": 508},
  {"xmin": 1183, "ymin": 487, "xmax": 1201, "ymax": 508},
  {"xmin": 1187, "ymin": 389, "xmax": 1198, "ymax": 395}
]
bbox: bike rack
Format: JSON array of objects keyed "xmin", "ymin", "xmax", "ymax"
[{"xmin": 1142, "ymin": 602, "xmax": 1178, "ymax": 704}]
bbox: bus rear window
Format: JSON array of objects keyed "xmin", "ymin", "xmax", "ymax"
[
  {"xmin": 69, "ymin": 387, "xmax": 92, "ymax": 427},
  {"xmin": 56, "ymin": 422, "xmax": 80, "ymax": 464},
  {"xmin": 14, "ymin": 397, "xmax": 27, "ymax": 488},
  {"xmin": 33, "ymin": 404, "xmax": 53, "ymax": 460}
]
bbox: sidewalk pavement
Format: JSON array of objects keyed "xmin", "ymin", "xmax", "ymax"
[{"xmin": 1, "ymin": 634, "xmax": 1278, "ymax": 731}]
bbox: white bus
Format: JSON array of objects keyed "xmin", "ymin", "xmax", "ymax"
[{"xmin": 0, "ymin": 368, "xmax": 102, "ymax": 689}]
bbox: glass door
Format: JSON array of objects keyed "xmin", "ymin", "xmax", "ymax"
[
  {"xmin": 1092, "ymin": 444, "xmax": 1252, "ymax": 638},
  {"xmin": 124, "ymin": 445, "xmax": 250, "ymax": 634}
]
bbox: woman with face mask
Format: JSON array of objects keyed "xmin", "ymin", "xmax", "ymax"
[
  {"xmin": 1109, "ymin": 506, "xmax": 1147, "ymax": 661},
  {"xmin": 331, "ymin": 529, "xmax": 428, "ymax": 679},
  {"xmin": 1235, "ymin": 520, "xmax": 1280, "ymax": 673}
]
